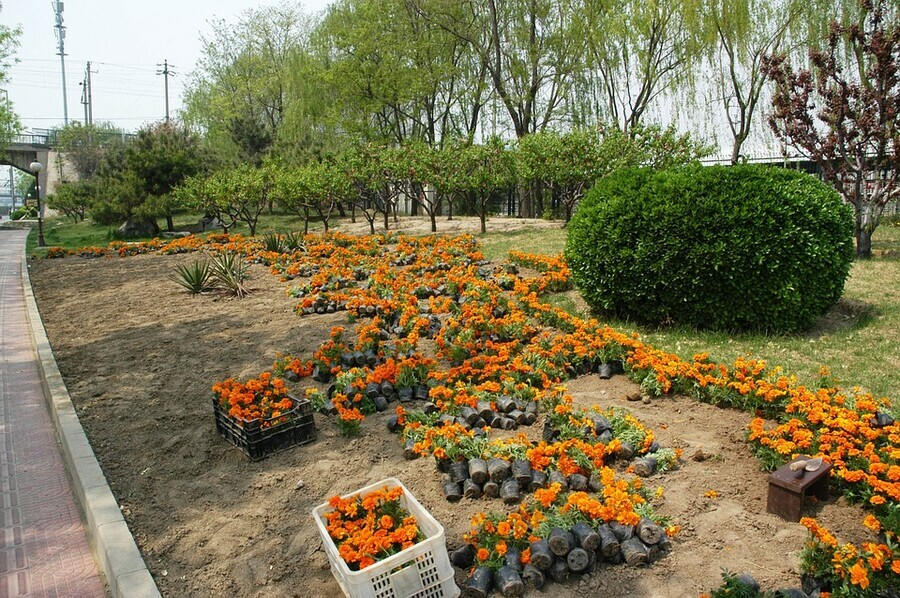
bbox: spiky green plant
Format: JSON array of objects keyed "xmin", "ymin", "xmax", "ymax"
[
  {"xmin": 283, "ymin": 231, "xmax": 306, "ymax": 252},
  {"xmin": 210, "ymin": 251, "xmax": 250, "ymax": 298},
  {"xmin": 261, "ymin": 232, "xmax": 288, "ymax": 253},
  {"xmin": 172, "ymin": 260, "xmax": 214, "ymax": 294}
]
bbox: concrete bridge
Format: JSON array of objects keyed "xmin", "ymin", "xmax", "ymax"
[{"xmin": 0, "ymin": 132, "xmax": 67, "ymax": 202}]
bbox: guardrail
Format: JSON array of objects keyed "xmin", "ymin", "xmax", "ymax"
[{"xmin": 10, "ymin": 129, "xmax": 136, "ymax": 148}]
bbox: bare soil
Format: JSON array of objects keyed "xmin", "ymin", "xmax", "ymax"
[{"xmin": 28, "ymin": 218, "xmax": 870, "ymax": 597}]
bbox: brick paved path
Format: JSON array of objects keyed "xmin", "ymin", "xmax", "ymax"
[{"xmin": 0, "ymin": 231, "xmax": 106, "ymax": 597}]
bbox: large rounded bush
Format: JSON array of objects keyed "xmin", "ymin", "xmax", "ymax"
[{"xmin": 565, "ymin": 165, "xmax": 855, "ymax": 332}]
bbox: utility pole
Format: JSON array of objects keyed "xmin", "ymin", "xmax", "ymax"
[
  {"xmin": 157, "ymin": 60, "xmax": 175, "ymax": 123},
  {"xmin": 53, "ymin": 1, "xmax": 69, "ymax": 126},
  {"xmin": 80, "ymin": 75, "xmax": 88, "ymax": 126},
  {"xmin": 86, "ymin": 61, "xmax": 94, "ymax": 127}
]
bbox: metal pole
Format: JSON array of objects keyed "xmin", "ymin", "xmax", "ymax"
[
  {"xmin": 54, "ymin": 1, "xmax": 69, "ymax": 126},
  {"xmin": 86, "ymin": 61, "xmax": 93, "ymax": 127},
  {"xmin": 30, "ymin": 161, "xmax": 45, "ymax": 247},
  {"xmin": 8, "ymin": 167, "xmax": 15, "ymax": 211},
  {"xmin": 164, "ymin": 60, "xmax": 169, "ymax": 123}
]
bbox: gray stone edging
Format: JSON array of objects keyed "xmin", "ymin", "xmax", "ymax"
[{"xmin": 19, "ymin": 248, "xmax": 162, "ymax": 598}]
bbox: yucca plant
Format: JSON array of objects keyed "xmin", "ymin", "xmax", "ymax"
[
  {"xmin": 261, "ymin": 232, "xmax": 287, "ymax": 253},
  {"xmin": 283, "ymin": 231, "xmax": 306, "ymax": 252},
  {"xmin": 172, "ymin": 260, "xmax": 215, "ymax": 294},
  {"xmin": 210, "ymin": 250, "xmax": 250, "ymax": 298}
]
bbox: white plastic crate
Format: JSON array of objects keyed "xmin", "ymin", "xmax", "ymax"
[{"xmin": 312, "ymin": 478, "xmax": 459, "ymax": 598}]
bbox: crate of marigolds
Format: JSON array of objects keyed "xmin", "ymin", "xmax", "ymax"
[
  {"xmin": 212, "ymin": 371, "xmax": 316, "ymax": 460},
  {"xmin": 312, "ymin": 478, "xmax": 459, "ymax": 598}
]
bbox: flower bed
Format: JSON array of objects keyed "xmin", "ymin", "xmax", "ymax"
[{"xmin": 54, "ymin": 230, "xmax": 899, "ymax": 595}]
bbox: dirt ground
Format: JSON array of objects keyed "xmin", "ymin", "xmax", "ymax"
[{"xmin": 28, "ymin": 217, "xmax": 870, "ymax": 597}]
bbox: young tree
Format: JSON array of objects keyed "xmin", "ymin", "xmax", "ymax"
[
  {"xmin": 338, "ymin": 144, "xmax": 396, "ymax": 234},
  {"xmin": 518, "ymin": 129, "xmax": 604, "ymax": 223},
  {"xmin": 275, "ymin": 161, "xmax": 349, "ymax": 233},
  {"xmin": 47, "ymin": 180, "xmax": 98, "ymax": 222},
  {"xmin": 762, "ymin": 0, "xmax": 898, "ymax": 258},
  {"xmin": 387, "ymin": 142, "xmax": 446, "ymax": 232},
  {"xmin": 178, "ymin": 164, "xmax": 275, "ymax": 236},
  {"xmin": 440, "ymin": 139, "xmax": 516, "ymax": 233}
]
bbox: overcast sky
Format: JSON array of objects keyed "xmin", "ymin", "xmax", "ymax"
[{"xmin": 3, "ymin": 0, "xmax": 330, "ymax": 132}]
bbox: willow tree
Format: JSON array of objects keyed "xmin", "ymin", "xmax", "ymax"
[
  {"xmin": 183, "ymin": 3, "xmax": 315, "ymax": 164},
  {"xmin": 706, "ymin": 0, "xmax": 803, "ymax": 163},
  {"xmin": 580, "ymin": 0, "xmax": 709, "ymax": 132},
  {"xmin": 315, "ymin": 0, "xmax": 470, "ymax": 146},
  {"xmin": 418, "ymin": 0, "xmax": 585, "ymax": 139}
]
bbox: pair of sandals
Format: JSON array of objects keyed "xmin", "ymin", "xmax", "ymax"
[{"xmin": 788, "ymin": 457, "xmax": 824, "ymax": 479}]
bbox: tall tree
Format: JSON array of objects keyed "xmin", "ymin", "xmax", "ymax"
[
  {"xmin": 706, "ymin": 0, "xmax": 801, "ymax": 163},
  {"xmin": 580, "ymin": 0, "xmax": 709, "ymax": 132},
  {"xmin": 418, "ymin": 0, "xmax": 584, "ymax": 139},
  {"xmin": 0, "ymin": 2, "xmax": 20, "ymax": 146},
  {"xmin": 183, "ymin": 2, "xmax": 314, "ymax": 164},
  {"xmin": 763, "ymin": 0, "xmax": 899, "ymax": 258}
]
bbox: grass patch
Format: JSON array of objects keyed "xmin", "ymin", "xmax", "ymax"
[
  {"xmin": 533, "ymin": 225, "xmax": 900, "ymax": 408},
  {"xmin": 478, "ymin": 227, "xmax": 567, "ymax": 261}
]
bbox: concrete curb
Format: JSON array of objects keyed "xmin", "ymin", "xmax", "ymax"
[{"xmin": 19, "ymin": 249, "xmax": 162, "ymax": 598}]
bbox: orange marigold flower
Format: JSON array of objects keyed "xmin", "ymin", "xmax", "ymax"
[
  {"xmin": 863, "ymin": 515, "xmax": 881, "ymax": 532},
  {"xmin": 476, "ymin": 548, "xmax": 490, "ymax": 561},
  {"xmin": 848, "ymin": 560, "xmax": 869, "ymax": 589}
]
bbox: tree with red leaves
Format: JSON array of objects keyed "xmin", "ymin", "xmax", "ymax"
[{"xmin": 762, "ymin": 0, "xmax": 898, "ymax": 258}]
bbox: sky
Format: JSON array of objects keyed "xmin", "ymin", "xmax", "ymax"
[{"xmin": 2, "ymin": 0, "xmax": 331, "ymax": 133}]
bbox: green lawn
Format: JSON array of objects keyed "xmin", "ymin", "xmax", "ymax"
[{"xmin": 26, "ymin": 213, "xmax": 899, "ymax": 406}]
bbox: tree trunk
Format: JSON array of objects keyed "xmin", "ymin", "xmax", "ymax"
[
  {"xmin": 517, "ymin": 182, "xmax": 532, "ymax": 218},
  {"xmin": 165, "ymin": 214, "xmax": 174, "ymax": 232},
  {"xmin": 856, "ymin": 205, "xmax": 874, "ymax": 259}
]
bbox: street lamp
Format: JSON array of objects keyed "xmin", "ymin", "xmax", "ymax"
[{"xmin": 29, "ymin": 160, "xmax": 45, "ymax": 247}]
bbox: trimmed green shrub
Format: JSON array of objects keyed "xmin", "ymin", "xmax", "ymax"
[
  {"xmin": 10, "ymin": 205, "xmax": 37, "ymax": 220},
  {"xmin": 565, "ymin": 165, "xmax": 855, "ymax": 333}
]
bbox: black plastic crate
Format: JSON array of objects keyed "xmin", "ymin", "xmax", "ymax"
[{"xmin": 213, "ymin": 394, "xmax": 316, "ymax": 460}]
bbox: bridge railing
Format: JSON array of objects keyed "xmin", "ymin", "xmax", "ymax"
[{"xmin": 12, "ymin": 128, "xmax": 137, "ymax": 148}]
